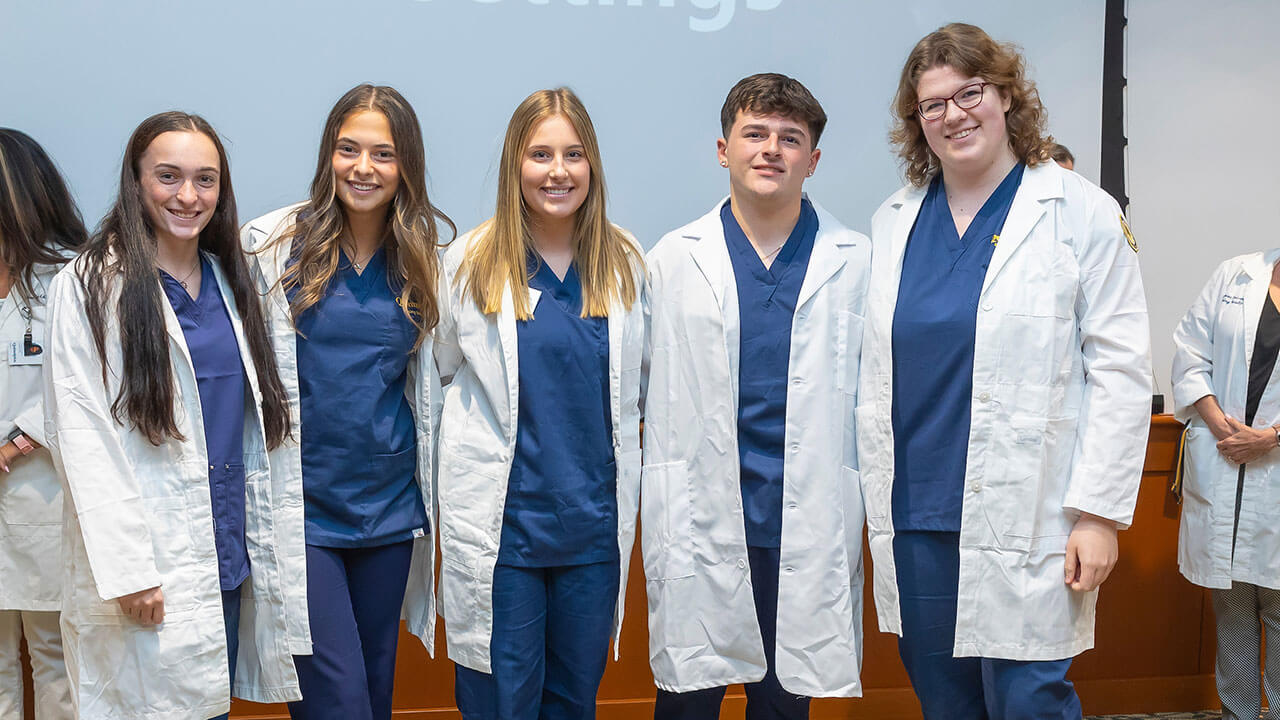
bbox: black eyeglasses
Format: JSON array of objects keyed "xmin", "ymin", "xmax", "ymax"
[{"xmin": 916, "ymin": 82, "xmax": 992, "ymax": 121}]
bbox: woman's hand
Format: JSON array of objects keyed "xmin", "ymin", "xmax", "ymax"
[
  {"xmin": 117, "ymin": 586, "xmax": 165, "ymax": 625},
  {"xmin": 1193, "ymin": 395, "xmax": 1234, "ymax": 440},
  {"xmin": 1064, "ymin": 513, "xmax": 1119, "ymax": 592},
  {"xmin": 1216, "ymin": 416, "xmax": 1278, "ymax": 465},
  {"xmin": 0, "ymin": 442, "xmax": 15, "ymax": 473}
]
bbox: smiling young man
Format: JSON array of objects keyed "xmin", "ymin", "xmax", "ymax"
[{"xmin": 640, "ymin": 73, "xmax": 870, "ymax": 719}]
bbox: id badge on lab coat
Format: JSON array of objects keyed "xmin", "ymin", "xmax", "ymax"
[{"xmin": 8, "ymin": 340, "xmax": 43, "ymax": 366}]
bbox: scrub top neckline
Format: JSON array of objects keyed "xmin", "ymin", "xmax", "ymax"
[
  {"xmin": 160, "ymin": 256, "xmax": 209, "ymax": 323},
  {"xmin": 723, "ymin": 200, "xmax": 810, "ymax": 286},
  {"xmin": 338, "ymin": 246, "xmax": 388, "ymax": 303},
  {"xmin": 938, "ymin": 164, "xmax": 1025, "ymax": 250},
  {"xmin": 527, "ymin": 253, "xmax": 582, "ymax": 313}
]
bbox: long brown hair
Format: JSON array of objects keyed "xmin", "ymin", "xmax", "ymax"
[
  {"xmin": 458, "ymin": 88, "xmax": 641, "ymax": 320},
  {"xmin": 890, "ymin": 22, "xmax": 1054, "ymax": 187},
  {"xmin": 80, "ymin": 112, "xmax": 291, "ymax": 448},
  {"xmin": 275, "ymin": 84, "xmax": 454, "ymax": 345},
  {"xmin": 0, "ymin": 128, "xmax": 87, "ymax": 302}
]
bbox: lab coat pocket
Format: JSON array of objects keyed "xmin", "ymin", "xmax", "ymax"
[
  {"xmin": 1179, "ymin": 426, "xmax": 1224, "ymax": 559},
  {"xmin": 996, "ymin": 311, "xmax": 1070, "ymax": 386},
  {"xmin": 985, "ymin": 413, "xmax": 1048, "ymax": 550},
  {"xmin": 640, "ymin": 460, "xmax": 695, "ymax": 581}
]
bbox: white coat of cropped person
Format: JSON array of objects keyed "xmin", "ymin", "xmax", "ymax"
[
  {"xmin": 43, "ymin": 112, "xmax": 301, "ymax": 720},
  {"xmin": 0, "ymin": 127, "xmax": 87, "ymax": 720},
  {"xmin": 1172, "ymin": 249, "xmax": 1280, "ymax": 720}
]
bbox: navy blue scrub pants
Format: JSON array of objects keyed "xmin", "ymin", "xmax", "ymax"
[
  {"xmin": 209, "ymin": 585, "xmax": 243, "ymax": 720},
  {"xmin": 288, "ymin": 540, "xmax": 414, "ymax": 720},
  {"xmin": 453, "ymin": 559, "xmax": 620, "ymax": 720},
  {"xmin": 652, "ymin": 546, "xmax": 811, "ymax": 720},
  {"xmin": 894, "ymin": 531, "xmax": 1082, "ymax": 720}
]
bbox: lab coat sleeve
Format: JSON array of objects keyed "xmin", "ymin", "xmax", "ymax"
[
  {"xmin": 1170, "ymin": 261, "xmax": 1231, "ymax": 424},
  {"xmin": 12, "ymin": 392, "xmax": 47, "ymax": 447},
  {"xmin": 1061, "ymin": 192, "xmax": 1153, "ymax": 529},
  {"xmin": 43, "ymin": 269, "xmax": 162, "ymax": 600}
]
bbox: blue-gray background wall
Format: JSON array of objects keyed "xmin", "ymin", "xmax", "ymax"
[{"xmin": 0, "ymin": 0, "xmax": 1104, "ymax": 246}]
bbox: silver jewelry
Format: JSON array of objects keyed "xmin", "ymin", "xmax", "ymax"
[{"xmin": 158, "ymin": 257, "xmax": 200, "ymax": 290}]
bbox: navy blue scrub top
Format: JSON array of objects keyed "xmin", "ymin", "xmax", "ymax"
[
  {"xmin": 890, "ymin": 163, "xmax": 1025, "ymax": 531},
  {"xmin": 498, "ymin": 254, "xmax": 616, "ymax": 567},
  {"xmin": 723, "ymin": 198, "xmax": 818, "ymax": 548},
  {"xmin": 161, "ymin": 258, "xmax": 249, "ymax": 590},
  {"xmin": 292, "ymin": 248, "xmax": 425, "ymax": 548}
]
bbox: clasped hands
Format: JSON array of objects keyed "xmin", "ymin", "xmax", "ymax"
[{"xmin": 1208, "ymin": 414, "xmax": 1276, "ymax": 466}]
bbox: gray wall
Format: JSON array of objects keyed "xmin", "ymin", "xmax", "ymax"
[
  {"xmin": 1128, "ymin": 0, "xmax": 1280, "ymax": 396},
  {"xmin": 0, "ymin": 0, "xmax": 1104, "ymax": 247}
]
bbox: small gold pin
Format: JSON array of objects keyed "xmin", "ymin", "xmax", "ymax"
[{"xmin": 991, "ymin": 234, "xmax": 1000, "ymax": 246}]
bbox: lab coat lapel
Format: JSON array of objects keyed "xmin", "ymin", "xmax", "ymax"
[
  {"xmin": 888, "ymin": 186, "xmax": 927, "ymax": 284},
  {"xmin": 686, "ymin": 199, "xmax": 739, "ymax": 384},
  {"xmin": 796, "ymin": 201, "xmax": 849, "ymax": 311},
  {"xmin": 1240, "ymin": 252, "xmax": 1276, "ymax": 383},
  {"xmin": 496, "ymin": 282, "xmax": 523, "ymax": 445},
  {"xmin": 981, "ymin": 163, "xmax": 1060, "ymax": 296},
  {"xmin": 245, "ymin": 210, "xmax": 297, "ymax": 317}
]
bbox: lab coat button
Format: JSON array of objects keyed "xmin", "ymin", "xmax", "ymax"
[
  {"xmin": 982, "ymin": 302, "xmax": 993, "ymax": 311},
  {"xmin": 738, "ymin": 559, "xmax": 747, "ymax": 569},
  {"xmin": 784, "ymin": 567, "xmax": 795, "ymax": 574},
  {"xmin": 978, "ymin": 392, "xmax": 991, "ymax": 403},
  {"xmin": 971, "ymin": 483, "xmax": 982, "ymax": 493},
  {"xmin": 790, "ymin": 443, "xmax": 800, "ymax": 453}
]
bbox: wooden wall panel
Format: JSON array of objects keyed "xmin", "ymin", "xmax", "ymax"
[{"xmin": 218, "ymin": 416, "xmax": 1210, "ymax": 717}]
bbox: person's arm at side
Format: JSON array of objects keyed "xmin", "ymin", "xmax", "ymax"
[
  {"xmin": 1061, "ymin": 189, "xmax": 1153, "ymax": 593},
  {"xmin": 43, "ymin": 269, "xmax": 164, "ymax": 623}
]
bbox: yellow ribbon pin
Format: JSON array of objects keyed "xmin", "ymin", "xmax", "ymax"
[{"xmin": 1120, "ymin": 215, "xmax": 1137, "ymax": 253}]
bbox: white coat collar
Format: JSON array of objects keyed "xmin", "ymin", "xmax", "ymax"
[
  {"xmin": 681, "ymin": 193, "xmax": 855, "ymax": 312},
  {"xmin": 243, "ymin": 203, "xmax": 306, "ymax": 317},
  {"xmin": 885, "ymin": 162, "xmax": 1064, "ymax": 298},
  {"xmin": 1240, "ymin": 249, "xmax": 1280, "ymax": 282}
]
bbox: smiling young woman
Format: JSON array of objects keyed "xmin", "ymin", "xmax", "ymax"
[
  {"xmin": 437, "ymin": 87, "xmax": 645, "ymax": 719},
  {"xmin": 44, "ymin": 111, "xmax": 296, "ymax": 720},
  {"xmin": 857, "ymin": 23, "xmax": 1152, "ymax": 719},
  {"xmin": 241, "ymin": 84, "xmax": 455, "ymax": 720}
]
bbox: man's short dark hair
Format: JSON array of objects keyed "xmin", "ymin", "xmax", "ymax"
[
  {"xmin": 720, "ymin": 73, "xmax": 828, "ymax": 148},
  {"xmin": 1050, "ymin": 143, "xmax": 1075, "ymax": 165}
]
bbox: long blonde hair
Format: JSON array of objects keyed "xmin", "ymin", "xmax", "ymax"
[
  {"xmin": 275, "ymin": 84, "xmax": 454, "ymax": 346},
  {"xmin": 458, "ymin": 88, "xmax": 640, "ymax": 320}
]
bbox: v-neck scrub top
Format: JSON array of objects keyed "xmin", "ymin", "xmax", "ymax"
[
  {"xmin": 723, "ymin": 198, "xmax": 818, "ymax": 548},
  {"xmin": 890, "ymin": 163, "xmax": 1025, "ymax": 532},
  {"xmin": 161, "ymin": 257, "xmax": 250, "ymax": 590},
  {"xmin": 498, "ymin": 255, "xmax": 615, "ymax": 567},
  {"xmin": 293, "ymin": 248, "xmax": 425, "ymax": 548}
]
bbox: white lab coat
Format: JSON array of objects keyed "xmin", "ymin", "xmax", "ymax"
[
  {"xmin": 641, "ymin": 197, "xmax": 868, "ymax": 696},
  {"xmin": 241, "ymin": 205, "xmax": 442, "ymax": 652},
  {"xmin": 1, "ymin": 264, "xmax": 60, "ymax": 612},
  {"xmin": 858, "ymin": 161, "xmax": 1152, "ymax": 660},
  {"xmin": 1172, "ymin": 250, "xmax": 1280, "ymax": 590},
  {"xmin": 43, "ymin": 252, "xmax": 302, "ymax": 719},
  {"xmin": 433, "ymin": 226, "xmax": 645, "ymax": 673}
]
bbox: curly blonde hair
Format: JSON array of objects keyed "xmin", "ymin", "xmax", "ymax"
[{"xmin": 890, "ymin": 23, "xmax": 1054, "ymax": 187}]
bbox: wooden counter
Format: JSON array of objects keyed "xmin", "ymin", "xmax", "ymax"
[{"xmin": 41, "ymin": 415, "xmax": 1205, "ymax": 719}]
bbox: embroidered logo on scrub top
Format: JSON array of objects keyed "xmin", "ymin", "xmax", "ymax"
[{"xmin": 1120, "ymin": 214, "xmax": 1138, "ymax": 253}]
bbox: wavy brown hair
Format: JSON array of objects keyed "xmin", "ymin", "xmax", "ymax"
[
  {"xmin": 890, "ymin": 22, "xmax": 1054, "ymax": 187},
  {"xmin": 458, "ymin": 88, "xmax": 641, "ymax": 320},
  {"xmin": 80, "ymin": 112, "xmax": 291, "ymax": 448},
  {"xmin": 275, "ymin": 84, "xmax": 454, "ymax": 345},
  {"xmin": 0, "ymin": 128, "xmax": 87, "ymax": 302}
]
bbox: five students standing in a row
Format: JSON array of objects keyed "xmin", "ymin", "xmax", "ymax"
[{"xmin": 0, "ymin": 21, "xmax": 1159, "ymax": 720}]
